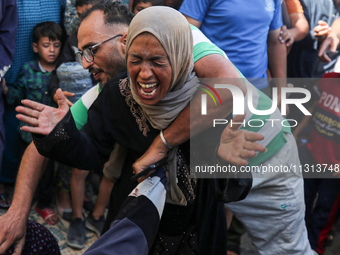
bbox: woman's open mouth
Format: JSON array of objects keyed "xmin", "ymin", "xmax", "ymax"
[{"xmin": 138, "ymin": 82, "xmax": 158, "ymax": 97}]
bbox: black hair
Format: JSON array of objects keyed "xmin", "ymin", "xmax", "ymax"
[
  {"xmin": 32, "ymin": 21, "xmax": 62, "ymax": 43},
  {"xmin": 132, "ymin": 0, "xmax": 164, "ymax": 12},
  {"xmin": 80, "ymin": 0, "xmax": 134, "ymax": 26},
  {"xmin": 75, "ymin": 0, "xmax": 99, "ymax": 8}
]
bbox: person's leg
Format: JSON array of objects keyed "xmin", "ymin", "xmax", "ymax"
[
  {"xmin": 226, "ymin": 216, "xmax": 245, "ymax": 255},
  {"xmin": 67, "ymin": 168, "xmax": 89, "ymax": 249},
  {"xmin": 308, "ymin": 179, "xmax": 340, "ymax": 251},
  {"xmin": 226, "ymin": 134, "xmax": 314, "ymax": 254},
  {"xmin": 56, "ymin": 163, "xmax": 72, "ymax": 221},
  {"xmin": 71, "ymin": 168, "xmax": 89, "ymax": 220},
  {"xmin": 35, "ymin": 159, "xmax": 58, "ymax": 225},
  {"xmin": 86, "ymin": 176, "xmax": 114, "ymax": 237},
  {"xmin": 317, "ymin": 192, "xmax": 340, "ymax": 254}
]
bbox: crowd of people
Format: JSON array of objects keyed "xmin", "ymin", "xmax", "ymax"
[{"xmin": 0, "ymin": 0, "xmax": 339, "ymax": 254}]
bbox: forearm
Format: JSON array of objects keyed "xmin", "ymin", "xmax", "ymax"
[
  {"xmin": 289, "ymin": 13, "xmax": 309, "ymax": 42},
  {"xmin": 163, "ymin": 54, "xmax": 245, "ymax": 147},
  {"xmin": 33, "ymin": 111, "xmax": 112, "ymax": 171},
  {"xmin": 268, "ymin": 31, "xmax": 287, "ymax": 80},
  {"xmin": 330, "ymin": 18, "xmax": 340, "ymax": 40},
  {"xmin": 9, "ymin": 143, "xmax": 47, "ymax": 218}
]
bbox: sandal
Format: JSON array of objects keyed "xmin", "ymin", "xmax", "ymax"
[
  {"xmin": 35, "ymin": 205, "xmax": 59, "ymax": 225},
  {"xmin": 0, "ymin": 193, "xmax": 11, "ymax": 209}
]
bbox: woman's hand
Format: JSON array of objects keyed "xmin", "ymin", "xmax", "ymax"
[
  {"xmin": 218, "ymin": 115, "xmax": 266, "ymax": 166},
  {"xmin": 133, "ymin": 134, "xmax": 169, "ymax": 179},
  {"xmin": 16, "ymin": 89, "xmax": 69, "ymax": 135}
]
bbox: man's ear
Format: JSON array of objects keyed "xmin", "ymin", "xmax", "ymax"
[
  {"xmin": 121, "ymin": 33, "xmax": 127, "ymax": 54},
  {"xmin": 33, "ymin": 43, "xmax": 39, "ymax": 53}
]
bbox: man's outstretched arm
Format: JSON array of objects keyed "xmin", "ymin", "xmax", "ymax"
[{"xmin": 0, "ymin": 143, "xmax": 48, "ymax": 254}]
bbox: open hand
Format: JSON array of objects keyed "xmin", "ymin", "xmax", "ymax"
[
  {"xmin": 218, "ymin": 115, "xmax": 266, "ymax": 166},
  {"xmin": 16, "ymin": 89, "xmax": 69, "ymax": 135}
]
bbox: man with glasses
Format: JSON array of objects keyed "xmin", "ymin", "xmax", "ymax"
[
  {"xmin": 0, "ymin": 1, "xmax": 249, "ymax": 254},
  {"xmin": 48, "ymin": 0, "xmax": 123, "ymax": 249}
]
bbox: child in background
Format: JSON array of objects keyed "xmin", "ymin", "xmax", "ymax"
[
  {"xmin": 131, "ymin": 0, "xmax": 163, "ymax": 14},
  {"xmin": 1, "ymin": 21, "xmax": 62, "ymax": 225},
  {"xmin": 293, "ymin": 71, "xmax": 340, "ymax": 253}
]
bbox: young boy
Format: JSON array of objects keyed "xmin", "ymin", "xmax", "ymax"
[
  {"xmin": 293, "ymin": 71, "xmax": 340, "ymax": 253},
  {"xmin": 1, "ymin": 21, "xmax": 62, "ymax": 225},
  {"xmin": 2, "ymin": 21, "xmax": 61, "ymax": 142},
  {"xmin": 131, "ymin": 0, "xmax": 163, "ymax": 14}
]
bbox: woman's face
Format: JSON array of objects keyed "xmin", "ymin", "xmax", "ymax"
[{"xmin": 127, "ymin": 33, "xmax": 172, "ymax": 105}]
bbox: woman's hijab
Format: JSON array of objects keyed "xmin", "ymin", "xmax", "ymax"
[
  {"xmin": 126, "ymin": 6, "xmax": 200, "ymax": 205},
  {"xmin": 126, "ymin": 6, "xmax": 200, "ymax": 130}
]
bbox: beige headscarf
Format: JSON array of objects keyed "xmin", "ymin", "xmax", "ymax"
[{"xmin": 126, "ymin": 6, "xmax": 200, "ymax": 205}]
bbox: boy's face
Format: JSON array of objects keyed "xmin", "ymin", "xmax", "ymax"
[
  {"xmin": 33, "ymin": 36, "xmax": 61, "ymax": 65},
  {"xmin": 133, "ymin": 2, "xmax": 152, "ymax": 14}
]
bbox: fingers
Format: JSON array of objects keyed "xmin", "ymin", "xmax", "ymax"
[
  {"xmin": 318, "ymin": 37, "xmax": 334, "ymax": 62},
  {"xmin": 15, "ymin": 105, "xmax": 40, "ymax": 120},
  {"xmin": 65, "ymin": 98, "xmax": 74, "ymax": 107},
  {"xmin": 0, "ymin": 239, "xmax": 11, "ymax": 254},
  {"xmin": 20, "ymin": 99, "xmax": 46, "ymax": 112},
  {"xmin": 314, "ymin": 22, "xmax": 331, "ymax": 37},
  {"xmin": 244, "ymin": 130, "xmax": 264, "ymax": 142},
  {"xmin": 62, "ymin": 90, "xmax": 75, "ymax": 97},
  {"xmin": 137, "ymin": 169, "xmax": 156, "ymax": 183},
  {"xmin": 16, "ymin": 114, "xmax": 39, "ymax": 127},
  {"xmin": 56, "ymin": 89, "xmax": 71, "ymax": 111},
  {"xmin": 12, "ymin": 236, "xmax": 25, "ymax": 255}
]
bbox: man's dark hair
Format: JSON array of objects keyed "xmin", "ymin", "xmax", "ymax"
[
  {"xmin": 81, "ymin": 0, "xmax": 134, "ymax": 26},
  {"xmin": 32, "ymin": 21, "xmax": 62, "ymax": 43},
  {"xmin": 75, "ymin": 0, "xmax": 99, "ymax": 8},
  {"xmin": 132, "ymin": 0, "xmax": 164, "ymax": 11}
]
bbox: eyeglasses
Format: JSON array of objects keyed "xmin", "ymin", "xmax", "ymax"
[{"xmin": 75, "ymin": 34, "xmax": 123, "ymax": 64}]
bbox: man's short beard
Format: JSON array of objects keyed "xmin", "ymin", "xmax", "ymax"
[{"xmin": 106, "ymin": 47, "xmax": 126, "ymax": 82}]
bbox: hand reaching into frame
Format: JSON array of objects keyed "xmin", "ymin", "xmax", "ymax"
[
  {"xmin": 314, "ymin": 20, "xmax": 331, "ymax": 42},
  {"xmin": 53, "ymin": 90, "xmax": 75, "ymax": 107},
  {"xmin": 279, "ymin": 25, "xmax": 294, "ymax": 50},
  {"xmin": 16, "ymin": 88, "xmax": 69, "ymax": 135},
  {"xmin": 218, "ymin": 115, "xmax": 266, "ymax": 166}
]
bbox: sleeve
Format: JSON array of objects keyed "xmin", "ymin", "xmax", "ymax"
[
  {"xmin": 269, "ymin": 0, "xmax": 283, "ymax": 31},
  {"xmin": 70, "ymin": 84, "xmax": 100, "ymax": 130},
  {"xmin": 6, "ymin": 65, "xmax": 27, "ymax": 105},
  {"xmin": 179, "ymin": 0, "xmax": 211, "ymax": 23},
  {"xmin": 33, "ymin": 110, "xmax": 115, "ymax": 171},
  {"xmin": 33, "ymin": 78, "xmax": 123, "ymax": 171},
  {"xmin": 285, "ymin": 0, "xmax": 304, "ymax": 14},
  {"xmin": 0, "ymin": 0, "xmax": 18, "ymax": 80},
  {"xmin": 191, "ymin": 25, "xmax": 226, "ymax": 62}
]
